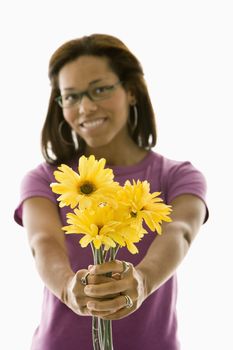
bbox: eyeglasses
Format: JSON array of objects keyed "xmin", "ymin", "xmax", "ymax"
[{"xmin": 55, "ymin": 81, "xmax": 122, "ymax": 108}]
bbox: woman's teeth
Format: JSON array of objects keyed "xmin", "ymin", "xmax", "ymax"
[{"xmin": 81, "ymin": 118, "xmax": 105, "ymax": 129}]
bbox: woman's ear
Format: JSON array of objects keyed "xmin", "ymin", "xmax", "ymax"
[{"xmin": 127, "ymin": 90, "xmax": 137, "ymax": 105}]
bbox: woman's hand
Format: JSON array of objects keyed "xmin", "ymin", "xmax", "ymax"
[
  {"xmin": 84, "ymin": 260, "xmax": 146, "ymax": 320},
  {"xmin": 64, "ymin": 269, "xmax": 117, "ymax": 316}
]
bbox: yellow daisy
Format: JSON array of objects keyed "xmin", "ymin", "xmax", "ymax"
[
  {"xmin": 50, "ymin": 155, "xmax": 119, "ymax": 209},
  {"xmin": 118, "ymin": 180, "xmax": 172, "ymax": 234},
  {"xmin": 63, "ymin": 205, "xmax": 125, "ymax": 250},
  {"xmin": 116, "ymin": 224, "xmax": 143, "ymax": 254}
]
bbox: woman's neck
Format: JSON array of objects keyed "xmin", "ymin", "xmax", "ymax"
[{"xmin": 85, "ymin": 139, "xmax": 148, "ymax": 167}]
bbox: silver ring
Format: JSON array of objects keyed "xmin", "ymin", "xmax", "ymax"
[
  {"xmin": 81, "ymin": 272, "xmax": 90, "ymax": 286},
  {"xmin": 122, "ymin": 261, "xmax": 130, "ymax": 274},
  {"xmin": 124, "ymin": 294, "xmax": 133, "ymax": 308}
]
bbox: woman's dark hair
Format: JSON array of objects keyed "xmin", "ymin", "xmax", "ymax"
[{"xmin": 42, "ymin": 34, "xmax": 157, "ymax": 164}]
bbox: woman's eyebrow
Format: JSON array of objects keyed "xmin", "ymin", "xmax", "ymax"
[
  {"xmin": 89, "ymin": 78, "xmax": 104, "ymax": 85},
  {"xmin": 62, "ymin": 78, "xmax": 109, "ymax": 91}
]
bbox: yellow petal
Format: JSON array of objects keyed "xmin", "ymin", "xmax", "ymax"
[
  {"xmin": 80, "ymin": 235, "xmax": 93, "ymax": 247},
  {"xmin": 125, "ymin": 240, "xmax": 139, "ymax": 254}
]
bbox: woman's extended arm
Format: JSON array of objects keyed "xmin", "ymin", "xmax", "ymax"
[
  {"xmin": 23, "ymin": 197, "xmax": 74, "ymax": 299},
  {"xmin": 22, "ymin": 197, "xmax": 111, "ymax": 316},
  {"xmin": 83, "ymin": 194, "xmax": 206, "ymax": 320},
  {"xmin": 136, "ymin": 194, "xmax": 206, "ymax": 297}
]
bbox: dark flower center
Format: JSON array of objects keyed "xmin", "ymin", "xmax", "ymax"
[
  {"xmin": 80, "ymin": 182, "xmax": 95, "ymax": 195},
  {"xmin": 130, "ymin": 211, "xmax": 137, "ymax": 218}
]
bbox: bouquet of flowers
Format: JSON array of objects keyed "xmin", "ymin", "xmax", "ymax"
[{"xmin": 51, "ymin": 155, "xmax": 172, "ymax": 350}]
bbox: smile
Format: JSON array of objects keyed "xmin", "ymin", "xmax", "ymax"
[{"xmin": 80, "ymin": 117, "xmax": 107, "ymax": 130}]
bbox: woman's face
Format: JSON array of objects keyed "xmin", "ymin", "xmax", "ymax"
[{"xmin": 58, "ymin": 55, "xmax": 135, "ymax": 149}]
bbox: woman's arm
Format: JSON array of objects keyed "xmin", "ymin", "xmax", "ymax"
[
  {"xmin": 84, "ymin": 194, "xmax": 206, "ymax": 320},
  {"xmin": 136, "ymin": 194, "xmax": 206, "ymax": 297},
  {"xmin": 22, "ymin": 197, "xmax": 108, "ymax": 316}
]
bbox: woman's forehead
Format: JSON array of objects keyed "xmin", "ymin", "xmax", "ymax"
[{"xmin": 58, "ymin": 55, "xmax": 117, "ymax": 90}]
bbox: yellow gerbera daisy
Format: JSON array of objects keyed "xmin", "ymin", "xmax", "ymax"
[
  {"xmin": 116, "ymin": 223, "xmax": 145, "ymax": 254},
  {"xmin": 63, "ymin": 205, "xmax": 125, "ymax": 250},
  {"xmin": 118, "ymin": 180, "xmax": 172, "ymax": 234},
  {"xmin": 50, "ymin": 155, "xmax": 119, "ymax": 209}
]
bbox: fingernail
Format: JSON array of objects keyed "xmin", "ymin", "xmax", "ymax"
[
  {"xmin": 84, "ymin": 286, "xmax": 91, "ymax": 293},
  {"xmin": 87, "ymin": 301, "xmax": 95, "ymax": 308},
  {"xmin": 88, "ymin": 266, "xmax": 95, "ymax": 274},
  {"xmin": 87, "ymin": 301, "xmax": 95, "ymax": 309}
]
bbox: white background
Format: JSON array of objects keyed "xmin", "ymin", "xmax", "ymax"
[{"xmin": 1, "ymin": 0, "xmax": 232, "ymax": 349}]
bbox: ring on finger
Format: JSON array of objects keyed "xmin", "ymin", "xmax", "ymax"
[
  {"xmin": 124, "ymin": 294, "xmax": 133, "ymax": 308},
  {"xmin": 122, "ymin": 261, "xmax": 130, "ymax": 274},
  {"xmin": 81, "ymin": 272, "xmax": 90, "ymax": 286}
]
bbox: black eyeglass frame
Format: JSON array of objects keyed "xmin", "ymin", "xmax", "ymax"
[{"xmin": 55, "ymin": 81, "xmax": 122, "ymax": 108}]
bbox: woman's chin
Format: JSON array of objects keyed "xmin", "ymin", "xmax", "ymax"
[{"xmin": 84, "ymin": 136, "xmax": 112, "ymax": 149}]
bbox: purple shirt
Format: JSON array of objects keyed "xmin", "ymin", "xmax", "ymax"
[{"xmin": 14, "ymin": 151, "xmax": 208, "ymax": 350}]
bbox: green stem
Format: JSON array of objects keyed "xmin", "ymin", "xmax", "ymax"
[
  {"xmin": 91, "ymin": 245, "xmax": 101, "ymax": 349},
  {"xmin": 112, "ymin": 244, "xmax": 120, "ymax": 260},
  {"xmin": 98, "ymin": 318, "xmax": 104, "ymax": 348},
  {"xmin": 92, "ymin": 316, "xmax": 101, "ymax": 350},
  {"xmin": 103, "ymin": 319, "xmax": 113, "ymax": 349},
  {"xmin": 91, "ymin": 245, "xmax": 115, "ymax": 349}
]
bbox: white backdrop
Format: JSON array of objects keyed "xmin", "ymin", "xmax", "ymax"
[{"xmin": 1, "ymin": 1, "xmax": 232, "ymax": 349}]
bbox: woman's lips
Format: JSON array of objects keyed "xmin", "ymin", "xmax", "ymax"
[{"xmin": 79, "ymin": 117, "xmax": 107, "ymax": 130}]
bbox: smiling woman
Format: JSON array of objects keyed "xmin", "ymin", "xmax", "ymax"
[
  {"xmin": 41, "ymin": 35, "xmax": 156, "ymax": 165},
  {"xmin": 14, "ymin": 33, "xmax": 208, "ymax": 350},
  {"xmin": 57, "ymin": 55, "xmax": 135, "ymax": 151}
]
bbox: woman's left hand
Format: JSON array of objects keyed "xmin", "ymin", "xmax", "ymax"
[{"xmin": 84, "ymin": 260, "xmax": 146, "ymax": 320}]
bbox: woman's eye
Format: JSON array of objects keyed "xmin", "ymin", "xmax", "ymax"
[
  {"xmin": 64, "ymin": 93, "xmax": 79, "ymax": 101},
  {"xmin": 94, "ymin": 86, "xmax": 109, "ymax": 94}
]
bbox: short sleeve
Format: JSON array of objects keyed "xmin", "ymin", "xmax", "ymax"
[
  {"xmin": 14, "ymin": 163, "xmax": 58, "ymax": 226},
  {"xmin": 162, "ymin": 160, "xmax": 209, "ymax": 223}
]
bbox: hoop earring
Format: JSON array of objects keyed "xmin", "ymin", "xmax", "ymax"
[
  {"xmin": 129, "ymin": 104, "xmax": 138, "ymax": 133},
  {"xmin": 58, "ymin": 120, "xmax": 74, "ymax": 146}
]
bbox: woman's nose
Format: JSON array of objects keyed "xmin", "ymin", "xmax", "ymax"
[{"xmin": 78, "ymin": 95, "xmax": 98, "ymax": 115}]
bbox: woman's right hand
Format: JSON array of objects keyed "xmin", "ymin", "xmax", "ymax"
[{"xmin": 64, "ymin": 269, "xmax": 117, "ymax": 316}]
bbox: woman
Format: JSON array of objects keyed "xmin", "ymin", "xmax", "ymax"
[{"xmin": 14, "ymin": 34, "xmax": 208, "ymax": 349}]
